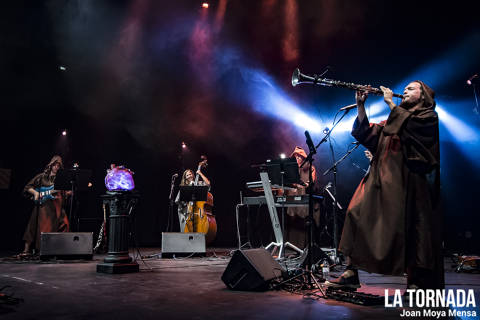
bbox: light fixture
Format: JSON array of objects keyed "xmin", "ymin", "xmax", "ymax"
[{"xmin": 105, "ymin": 164, "xmax": 135, "ymax": 191}]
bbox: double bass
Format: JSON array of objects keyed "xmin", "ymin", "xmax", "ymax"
[{"xmin": 184, "ymin": 157, "xmax": 217, "ymax": 244}]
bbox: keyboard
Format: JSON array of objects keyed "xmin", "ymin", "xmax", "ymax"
[
  {"xmin": 245, "ymin": 181, "xmax": 296, "ymax": 193},
  {"xmin": 242, "ymin": 194, "xmax": 323, "ymax": 207}
]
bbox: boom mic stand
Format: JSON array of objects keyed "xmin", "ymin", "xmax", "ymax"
[
  {"xmin": 469, "ymin": 80, "xmax": 480, "ymax": 116},
  {"xmin": 322, "ymin": 141, "xmax": 361, "ymax": 264},
  {"xmin": 275, "ymin": 106, "xmax": 355, "ymax": 294},
  {"xmin": 166, "ymin": 173, "xmax": 178, "ymax": 232},
  {"xmin": 274, "ymin": 132, "xmax": 325, "ymax": 294}
]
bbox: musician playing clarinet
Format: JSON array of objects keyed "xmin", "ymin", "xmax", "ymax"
[
  {"xmin": 19, "ymin": 155, "xmax": 70, "ymax": 257},
  {"xmin": 327, "ymin": 81, "xmax": 443, "ymax": 290}
]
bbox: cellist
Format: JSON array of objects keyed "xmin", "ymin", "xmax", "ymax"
[{"xmin": 175, "ymin": 168, "xmax": 210, "ymax": 232}]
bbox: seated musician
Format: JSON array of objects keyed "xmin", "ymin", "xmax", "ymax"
[
  {"xmin": 175, "ymin": 169, "xmax": 210, "ymax": 232},
  {"xmin": 284, "ymin": 146, "xmax": 320, "ymax": 249},
  {"xmin": 20, "ymin": 155, "xmax": 70, "ymax": 257}
]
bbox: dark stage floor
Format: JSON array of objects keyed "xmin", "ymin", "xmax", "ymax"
[{"xmin": 1, "ymin": 248, "xmax": 479, "ymax": 320}]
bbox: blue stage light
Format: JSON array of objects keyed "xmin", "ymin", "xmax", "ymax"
[
  {"xmin": 436, "ymin": 105, "xmax": 479, "ymax": 143},
  {"xmin": 240, "ymin": 67, "xmax": 324, "ymax": 133}
]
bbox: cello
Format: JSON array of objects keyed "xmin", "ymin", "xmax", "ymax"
[{"xmin": 183, "ymin": 157, "xmax": 217, "ymax": 244}]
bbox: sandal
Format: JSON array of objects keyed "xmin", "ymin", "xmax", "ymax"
[{"xmin": 16, "ymin": 252, "xmax": 32, "ymax": 259}]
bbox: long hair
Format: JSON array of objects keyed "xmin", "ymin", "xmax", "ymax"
[
  {"xmin": 413, "ymin": 80, "xmax": 436, "ymax": 109},
  {"xmin": 43, "ymin": 155, "xmax": 64, "ymax": 176},
  {"xmin": 399, "ymin": 81, "xmax": 436, "ymax": 112},
  {"xmin": 180, "ymin": 169, "xmax": 194, "ymax": 186}
]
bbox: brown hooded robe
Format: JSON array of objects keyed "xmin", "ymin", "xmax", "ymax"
[
  {"xmin": 338, "ymin": 81, "xmax": 444, "ymax": 289},
  {"xmin": 23, "ymin": 172, "xmax": 70, "ymax": 250}
]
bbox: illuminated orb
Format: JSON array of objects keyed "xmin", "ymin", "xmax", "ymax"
[{"xmin": 105, "ymin": 165, "xmax": 135, "ymax": 191}]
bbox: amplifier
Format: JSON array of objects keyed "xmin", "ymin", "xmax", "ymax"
[
  {"xmin": 161, "ymin": 232, "xmax": 206, "ymax": 256},
  {"xmin": 40, "ymin": 232, "xmax": 93, "ymax": 260}
]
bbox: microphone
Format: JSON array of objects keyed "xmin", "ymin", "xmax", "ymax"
[
  {"xmin": 351, "ymin": 141, "xmax": 361, "ymax": 145},
  {"xmin": 467, "ymin": 74, "xmax": 478, "ymax": 85},
  {"xmin": 339, "ymin": 103, "xmax": 357, "ymax": 111},
  {"xmin": 172, "ymin": 173, "xmax": 179, "ymax": 178},
  {"xmin": 305, "ymin": 130, "xmax": 317, "ymax": 154}
]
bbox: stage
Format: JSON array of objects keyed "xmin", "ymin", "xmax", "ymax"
[{"xmin": 1, "ymin": 248, "xmax": 479, "ymax": 319}]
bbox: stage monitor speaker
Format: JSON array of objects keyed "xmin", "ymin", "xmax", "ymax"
[
  {"xmin": 161, "ymin": 232, "xmax": 206, "ymax": 256},
  {"xmin": 40, "ymin": 232, "xmax": 93, "ymax": 260},
  {"xmin": 221, "ymin": 248, "xmax": 285, "ymax": 291}
]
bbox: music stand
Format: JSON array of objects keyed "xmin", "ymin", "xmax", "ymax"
[
  {"xmin": 179, "ymin": 185, "xmax": 209, "ymax": 233},
  {"xmin": 55, "ymin": 169, "xmax": 92, "ymax": 231},
  {"xmin": 266, "ymin": 157, "xmax": 301, "ymax": 186}
]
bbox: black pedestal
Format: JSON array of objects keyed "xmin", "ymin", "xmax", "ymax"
[
  {"xmin": 96, "ymin": 262, "xmax": 139, "ymax": 274},
  {"xmin": 97, "ymin": 191, "xmax": 139, "ymax": 274}
]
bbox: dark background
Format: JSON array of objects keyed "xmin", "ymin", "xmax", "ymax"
[{"xmin": 1, "ymin": 0, "xmax": 479, "ymax": 252}]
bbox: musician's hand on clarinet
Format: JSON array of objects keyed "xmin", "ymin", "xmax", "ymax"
[
  {"xmin": 355, "ymin": 89, "xmax": 368, "ymax": 105},
  {"xmin": 380, "ymin": 86, "xmax": 396, "ymax": 110}
]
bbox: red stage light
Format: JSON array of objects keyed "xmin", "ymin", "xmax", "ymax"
[{"xmin": 202, "ymin": 2, "xmax": 209, "ymax": 9}]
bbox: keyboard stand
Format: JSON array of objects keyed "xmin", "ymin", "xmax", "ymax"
[{"xmin": 260, "ymin": 172, "xmax": 304, "ymax": 258}]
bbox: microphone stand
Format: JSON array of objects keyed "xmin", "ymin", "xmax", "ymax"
[
  {"xmin": 274, "ymin": 106, "xmax": 353, "ymax": 295},
  {"xmin": 299, "ymin": 107, "xmax": 352, "ymax": 269},
  {"xmin": 69, "ymin": 171, "xmax": 77, "ymax": 231},
  {"xmin": 274, "ymin": 136, "xmax": 325, "ymax": 294},
  {"xmin": 314, "ymin": 108, "xmax": 350, "ymax": 150},
  {"xmin": 166, "ymin": 174, "xmax": 178, "ymax": 232},
  {"xmin": 142, "ymin": 174, "xmax": 178, "ymax": 260},
  {"xmin": 471, "ymin": 83, "xmax": 480, "ymax": 116},
  {"xmin": 322, "ymin": 142, "xmax": 361, "ymax": 264}
]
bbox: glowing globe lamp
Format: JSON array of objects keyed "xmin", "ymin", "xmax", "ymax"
[{"xmin": 105, "ymin": 165, "xmax": 135, "ymax": 191}]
